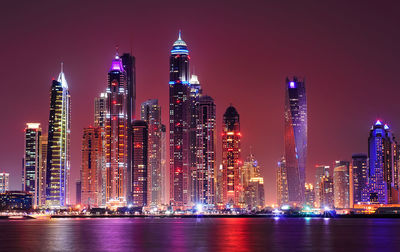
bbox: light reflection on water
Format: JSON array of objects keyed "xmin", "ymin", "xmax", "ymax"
[{"xmin": 1, "ymin": 217, "xmax": 400, "ymax": 251}]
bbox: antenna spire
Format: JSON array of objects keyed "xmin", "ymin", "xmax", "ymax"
[
  {"xmin": 61, "ymin": 62, "xmax": 64, "ymax": 73},
  {"xmin": 178, "ymin": 30, "xmax": 182, "ymax": 40}
]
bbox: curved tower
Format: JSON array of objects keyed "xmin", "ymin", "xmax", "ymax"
[
  {"xmin": 222, "ymin": 105, "xmax": 241, "ymax": 207},
  {"xmin": 284, "ymin": 76, "xmax": 307, "ymax": 205},
  {"xmin": 169, "ymin": 31, "xmax": 190, "ymax": 208}
]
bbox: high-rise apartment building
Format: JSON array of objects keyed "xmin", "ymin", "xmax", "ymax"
[
  {"xmin": 81, "ymin": 127, "xmax": 102, "ymax": 207},
  {"xmin": 141, "ymin": 99, "xmax": 162, "ymax": 207},
  {"xmin": 362, "ymin": 120, "xmax": 399, "ymax": 204},
  {"xmin": 319, "ymin": 175, "xmax": 334, "ymax": 209},
  {"xmin": 105, "ymin": 53, "xmax": 128, "ymax": 207},
  {"xmin": 284, "ymin": 77, "xmax": 307, "ymax": 205},
  {"xmin": 169, "ymin": 32, "xmax": 190, "ymax": 208},
  {"xmin": 314, "ymin": 165, "xmax": 330, "ymax": 208},
  {"xmin": 333, "ymin": 161, "xmax": 350, "ymax": 208},
  {"xmin": 0, "ymin": 173, "xmax": 9, "ymax": 193},
  {"xmin": 195, "ymin": 95, "xmax": 216, "ymax": 206},
  {"xmin": 38, "ymin": 134, "xmax": 47, "ymax": 206},
  {"xmin": 160, "ymin": 125, "xmax": 169, "ymax": 205},
  {"xmin": 352, "ymin": 154, "xmax": 368, "ymax": 206},
  {"xmin": 46, "ymin": 65, "xmax": 71, "ymax": 207},
  {"xmin": 277, "ymin": 157, "xmax": 289, "ymax": 207},
  {"xmin": 132, "ymin": 120, "xmax": 148, "ymax": 207},
  {"xmin": 222, "ymin": 106, "xmax": 241, "ymax": 207},
  {"xmin": 24, "ymin": 123, "xmax": 41, "ymax": 206}
]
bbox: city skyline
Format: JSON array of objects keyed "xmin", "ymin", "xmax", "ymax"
[{"xmin": 2, "ymin": 1, "xmax": 400, "ymax": 205}]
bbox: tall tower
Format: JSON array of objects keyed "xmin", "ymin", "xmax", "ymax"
[
  {"xmin": 121, "ymin": 53, "xmax": 136, "ymax": 206},
  {"xmin": 196, "ymin": 95, "xmax": 216, "ymax": 206},
  {"xmin": 132, "ymin": 120, "xmax": 148, "ymax": 207},
  {"xmin": 169, "ymin": 31, "xmax": 190, "ymax": 208},
  {"xmin": 333, "ymin": 161, "xmax": 350, "ymax": 208},
  {"xmin": 189, "ymin": 75, "xmax": 202, "ymax": 204},
  {"xmin": 222, "ymin": 105, "xmax": 241, "ymax": 207},
  {"xmin": 141, "ymin": 99, "xmax": 162, "ymax": 207},
  {"xmin": 105, "ymin": 53, "xmax": 128, "ymax": 207},
  {"xmin": 38, "ymin": 134, "xmax": 48, "ymax": 206},
  {"xmin": 284, "ymin": 76, "xmax": 307, "ymax": 205},
  {"xmin": 46, "ymin": 65, "xmax": 71, "ymax": 207},
  {"xmin": 277, "ymin": 157, "xmax": 289, "ymax": 207},
  {"xmin": 160, "ymin": 125, "xmax": 169, "ymax": 205},
  {"xmin": 314, "ymin": 165, "xmax": 330, "ymax": 208},
  {"xmin": 362, "ymin": 120, "xmax": 398, "ymax": 204},
  {"xmin": 24, "ymin": 123, "xmax": 41, "ymax": 207},
  {"xmin": 0, "ymin": 173, "xmax": 9, "ymax": 193},
  {"xmin": 94, "ymin": 93, "xmax": 107, "ymax": 206},
  {"xmin": 352, "ymin": 154, "xmax": 368, "ymax": 205},
  {"xmin": 81, "ymin": 127, "xmax": 102, "ymax": 207}
]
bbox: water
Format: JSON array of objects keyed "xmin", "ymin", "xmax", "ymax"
[{"xmin": 1, "ymin": 217, "xmax": 400, "ymax": 251}]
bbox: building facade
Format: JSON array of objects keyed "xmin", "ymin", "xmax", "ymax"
[
  {"xmin": 46, "ymin": 65, "xmax": 71, "ymax": 207},
  {"xmin": 284, "ymin": 77, "xmax": 307, "ymax": 205},
  {"xmin": 319, "ymin": 175, "xmax": 334, "ymax": 209},
  {"xmin": 314, "ymin": 165, "xmax": 330, "ymax": 208},
  {"xmin": 222, "ymin": 106, "xmax": 241, "ymax": 207}
]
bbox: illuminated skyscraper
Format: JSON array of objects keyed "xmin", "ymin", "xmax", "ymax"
[
  {"xmin": 160, "ymin": 125, "xmax": 169, "ymax": 205},
  {"xmin": 141, "ymin": 99, "xmax": 162, "ymax": 206},
  {"xmin": 314, "ymin": 165, "xmax": 330, "ymax": 208},
  {"xmin": 121, "ymin": 53, "xmax": 136, "ymax": 206},
  {"xmin": 0, "ymin": 173, "xmax": 9, "ymax": 193},
  {"xmin": 196, "ymin": 95, "xmax": 216, "ymax": 206},
  {"xmin": 105, "ymin": 53, "xmax": 128, "ymax": 207},
  {"xmin": 38, "ymin": 134, "xmax": 47, "ymax": 206},
  {"xmin": 333, "ymin": 161, "xmax": 350, "ymax": 208},
  {"xmin": 189, "ymin": 75, "xmax": 202, "ymax": 204},
  {"xmin": 81, "ymin": 127, "xmax": 102, "ymax": 207},
  {"xmin": 277, "ymin": 157, "xmax": 289, "ymax": 206},
  {"xmin": 362, "ymin": 120, "xmax": 398, "ymax": 204},
  {"xmin": 304, "ymin": 183, "xmax": 315, "ymax": 207},
  {"xmin": 352, "ymin": 154, "xmax": 368, "ymax": 205},
  {"xmin": 284, "ymin": 77, "xmax": 307, "ymax": 205},
  {"xmin": 132, "ymin": 120, "xmax": 148, "ymax": 207},
  {"xmin": 169, "ymin": 31, "xmax": 190, "ymax": 208},
  {"xmin": 242, "ymin": 153, "xmax": 264, "ymax": 209},
  {"xmin": 24, "ymin": 123, "xmax": 41, "ymax": 206},
  {"xmin": 46, "ymin": 65, "xmax": 71, "ymax": 207},
  {"xmin": 94, "ymin": 93, "xmax": 107, "ymax": 206},
  {"xmin": 222, "ymin": 105, "xmax": 241, "ymax": 207},
  {"xmin": 319, "ymin": 175, "xmax": 334, "ymax": 209}
]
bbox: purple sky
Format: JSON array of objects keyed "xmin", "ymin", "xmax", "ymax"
[{"xmin": 1, "ymin": 0, "xmax": 400, "ymax": 204}]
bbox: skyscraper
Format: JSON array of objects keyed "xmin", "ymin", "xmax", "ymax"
[
  {"xmin": 284, "ymin": 77, "xmax": 307, "ymax": 205},
  {"xmin": 132, "ymin": 120, "xmax": 148, "ymax": 207},
  {"xmin": 105, "ymin": 53, "xmax": 128, "ymax": 207},
  {"xmin": 333, "ymin": 161, "xmax": 350, "ymax": 209},
  {"xmin": 94, "ymin": 93, "xmax": 107, "ymax": 206},
  {"xmin": 351, "ymin": 154, "xmax": 368, "ymax": 206},
  {"xmin": 242, "ymin": 153, "xmax": 264, "ymax": 209},
  {"xmin": 121, "ymin": 53, "xmax": 136, "ymax": 206},
  {"xmin": 222, "ymin": 105, "xmax": 241, "ymax": 207},
  {"xmin": 46, "ymin": 65, "xmax": 71, "ymax": 207},
  {"xmin": 169, "ymin": 31, "xmax": 190, "ymax": 208},
  {"xmin": 319, "ymin": 175, "xmax": 334, "ymax": 209},
  {"xmin": 0, "ymin": 173, "xmax": 9, "ymax": 193},
  {"xmin": 277, "ymin": 157, "xmax": 289, "ymax": 206},
  {"xmin": 304, "ymin": 183, "xmax": 315, "ymax": 207},
  {"xmin": 24, "ymin": 123, "xmax": 41, "ymax": 206},
  {"xmin": 314, "ymin": 165, "xmax": 330, "ymax": 208},
  {"xmin": 196, "ymin": 95, "xmax": 216, "ymax": 206},
  {"xmin": 362, "ymin": 120, "xmax": 398, "ymax": 204},
  {"xmin": 160, "ymin": 125, "xmax": 169, "ymax": 205},
  {"xmin": 94, "ymin": 93, "xmax": 107, "ymax": 128},
  {"xmin": 141, "ymin": 99, "xmax": 162, "ymax": 207},
  {"xmin": 189, "ymin": 75, "xmax": 202, "ymax": 204},
  {"xmin": 38, "ymin": 134, "xmax": 47, "ymax": 206},
  {"xmin": 81, "ymin": 127, "xmax": 102, "ymax": 207}
]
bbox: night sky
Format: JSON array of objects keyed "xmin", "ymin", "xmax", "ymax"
[{"xmin": 1, "ymin": 0, "xmax": 400, "ymax": 204}]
